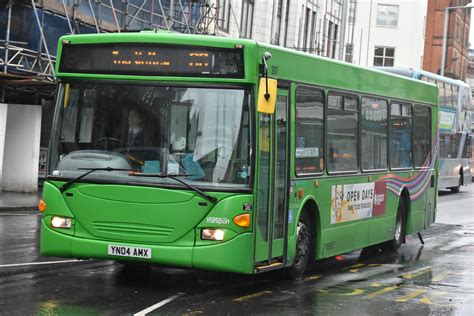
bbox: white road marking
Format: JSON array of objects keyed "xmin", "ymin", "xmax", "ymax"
[
  {"xmin": 134, "ymin": 293, "xmax": 185, "ymax": 316},
  {"xmin": 0, "ymin": 259, "xmax": 83, "ymax": 268}
]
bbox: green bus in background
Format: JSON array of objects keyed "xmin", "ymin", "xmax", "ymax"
[{"xmin": 40, "ymin": 31, "xmax": 438, "ymax": 279}]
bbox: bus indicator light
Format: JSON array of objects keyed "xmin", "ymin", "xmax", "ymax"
[
  {"xmin": 298, "ymin": 189, "xmax": 304, "ymax": 199},
  {"xmin": 233, "ymin": 213, "xmax": 251, "ymax": 228},
  {"xmin": 38, "ymin": 199, "xmax": 47, "ymax": 212}
]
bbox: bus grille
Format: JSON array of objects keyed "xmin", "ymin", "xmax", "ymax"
[{"xmin": 92, "ymin": 221, "xmax": 174, "ymax": 237}]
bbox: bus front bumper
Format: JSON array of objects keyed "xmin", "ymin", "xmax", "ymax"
[{"xmin": 40, "ymin": 220, "xmax": 254, "ymax": 274}]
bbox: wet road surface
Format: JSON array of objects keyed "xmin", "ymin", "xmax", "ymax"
[{"xmin": 0, "ymin": 186, "xmax": 473, "ymax": 315}]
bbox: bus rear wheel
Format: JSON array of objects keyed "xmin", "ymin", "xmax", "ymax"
[
  {"xmin": 287, "ymin": 212, "xmax": 312, "ymax": 279},
  {"xmin": 449, "ymin": 172, "xmax": 463, "ymax": 193},
  {"xmin": 382, "ymin": 198, "xmax": 406, "ymax": 251}
]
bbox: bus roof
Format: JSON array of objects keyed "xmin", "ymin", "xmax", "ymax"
[
  {"xmin": 257, "ymin": 43, "xmax": 437, "ymax": 105},
  {"xmin": 56, "ymin": 32, "xmax": 438, "ymax": 105},
  {"xmin": 375, "ymin": 66, "xmax": 470, "ymax": 88}
]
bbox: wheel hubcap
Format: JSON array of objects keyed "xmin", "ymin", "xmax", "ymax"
[
  {"xmin": 294, "ymin": 221, "xmax": 310, "ymax": 268},
  {"xmin": 394, "ymin": 213, "xmax": 402, "ymax": 241}
]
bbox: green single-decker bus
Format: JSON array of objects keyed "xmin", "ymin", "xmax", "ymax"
[{"xmin": 40, "ymin": 31, "xmax": 438, "ymax": 278}]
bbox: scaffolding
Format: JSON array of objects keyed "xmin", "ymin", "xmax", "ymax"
[{"xmin": 0, "ymin": 0, "xmax": 218, "ymax": 102}]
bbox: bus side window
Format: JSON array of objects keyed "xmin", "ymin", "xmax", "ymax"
[
  {"xmin": 413, "ymin": 105, "xmax": 431, "ymax": 167},
  {"xmin": 295, "ymin": 85, "xmax": 325, "ymax": 175},
  {"xmin": 437, "ymin": 82, "xmax": 446, "ymax": 106},
  {"xmin": 327, "ymin": 93, "xmax": 359, "ymax": 173},
  {"xmin": 361, "ymin": 97, "xmax": 388, "ymax": 171},
  {"xmin": 390, "ymin": 102, "xmax": 412, "ymax": 168},
  {"xmin": 453, "ymin": 86, "xmax": 459, "ymax": 106},
  {"xmin": 462, "ymin": 135, "xmax": 471, "ymax": 159},
  {"xmin": 445, "ymin": 84, "xmax": 453, "ymax": 107}
]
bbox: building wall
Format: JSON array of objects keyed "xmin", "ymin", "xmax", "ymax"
[
  {"xmin": 1, "ymin": 104, "xmax": 42, "ymax": 193},
  {"xmin": 350, "ymin": 0, "xmax": 427, "ymax": 68},
  {"xmin": 423, "ymin": 0, "xmax": 471, "ymax": 79},
  {"xmin": 214, "ymin": 0, "xmax": 345, "ymax": 59}
]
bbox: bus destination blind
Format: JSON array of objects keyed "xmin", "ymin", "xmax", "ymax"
[{"xmin": 59, "ymin": 44, "xmax": 244, "ymax": 78}]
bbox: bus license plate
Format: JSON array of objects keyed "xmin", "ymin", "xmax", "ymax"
[{"xmin": 108, "ymin": 245, "xmax": 152, "ymax": 259}]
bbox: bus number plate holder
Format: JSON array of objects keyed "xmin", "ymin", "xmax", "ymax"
[{"xmin": 108, "ymin": 245, "xmax": 152, "ymax": 259}]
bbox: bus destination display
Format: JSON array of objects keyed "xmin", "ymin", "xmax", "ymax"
[{"xmin": 59, "ymin": 44, "xmax": 244, "ymax": 78}]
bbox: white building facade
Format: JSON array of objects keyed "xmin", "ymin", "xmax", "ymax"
[
  {"xmin": 213, "ymin": 0, "xmax": 350, "ymax": 60},
  {"xmin": 212, "ymin": 0, "xmax": 427, "ymax": 69},
  {"xmin": 349, "ymin": 0, "xmax": 428, "ymax": 68}
]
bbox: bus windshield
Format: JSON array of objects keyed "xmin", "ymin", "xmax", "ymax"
[{"xmin": 48, "ymin": 82, "xmax": 252, "ymax": 190}]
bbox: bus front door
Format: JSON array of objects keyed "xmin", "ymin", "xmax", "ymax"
[{"xmin": 254, "ymin": 89, "xmax": 289, "ymax": 271}]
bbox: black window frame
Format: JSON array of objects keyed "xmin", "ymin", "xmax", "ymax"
[
  {"xmin": 217, "ymin": 0, "xmax": 231, "ymax": 32},
  {"xmin": 360, "ymin": 96, "xmax": 389, "ymax": 172},
  {"xmin": 326, "ymin": 91, "xmax": 359, "ymax": 174},
  {"xmin": 389, "ymin": 101, "xmax": 413, "ymax": 170},
  {"xmin": 294, "ymin": 84, "xmax": 326, "ymax": 177},
  {"xmin": 240, "ymin": 0, "xmax": 255, "ymax": 39},
  {"xmin": 373, "ymin": 46, "xmax": 395, "ymax": 67},
  {"xmin": 413, "ymin": 103, "xmax": 432, "ymax": 169}
]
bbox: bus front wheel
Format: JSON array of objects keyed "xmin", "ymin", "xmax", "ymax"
[
  {"xmin": 382, "ymin": 198, "xmax": 406, "ymax": 251},
  {"xmin": 288, "ymin": 212, "xmax": 312, "ymax": 279}
]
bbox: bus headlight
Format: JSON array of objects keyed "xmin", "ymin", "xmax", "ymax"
[
  {"xmin": 201, "ymin": 228, "xmax": 225, "ymax": 241},
  {"xmin": 51, "ymin": 216, "xmax": 72, "ymax": 229}
]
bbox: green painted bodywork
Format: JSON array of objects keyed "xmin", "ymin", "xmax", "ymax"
[{"xmin": 41, "ymin": 32, "xmax": 438, "ymax": 274}]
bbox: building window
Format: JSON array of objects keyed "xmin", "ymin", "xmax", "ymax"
[
  {"xmin": 326, "ymin": 21, "xmax": 338, "ymax": 58},
  {"xmin": 283, "ymin": 0, "xmax": 291, "ymax": 47},
  {"xmin": 217, "ymin": 0, "xmax": 230, "ymax": 32},
  {"xmin": 241, "ymin": 0, "xmax": 254, "ymax": 38},
  {"xmin": 374, "ymin": 46, "xmax": 395, "ymax": 66},
  {"xmin": 309, "ymin": 11, "xmax": 317, "ymax": 53},
  {"xmin": 376, "ymin": 4, "xmax": 399, "ymax": 27},
  {"xmin": 295, "ymin": 85, "xmax": 325, "ymax": 175},
  {"xmin": 274, "ymin": 0, "xmax": 283, "ymax": 45},
  {"xmin": 348, "ymin": 0, "xmax": 357, "ymax": 24},
  {"xmin": 452, "ymin": 50, "xmax": 460, "ymax": 75},
  {"xmin": 303, "ymin": 7, "xmax": 311, "ymax": 52},
  {"xmin": 455, "ymin": 17, "xmax": 462, "ymax": 42}
]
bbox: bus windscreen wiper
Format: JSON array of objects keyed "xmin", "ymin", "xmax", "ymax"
[
  {"xmin": 59, "ymin": 167, "xmax": 135, "ymax": 192},
  {"xmin": 130, "ymin": 173, "xmax": 217, "ymax": 203}
]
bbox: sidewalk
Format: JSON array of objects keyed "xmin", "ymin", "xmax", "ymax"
[{"xmin": 0, "ymin": 190, "xmax": 41, "ymax": 212}]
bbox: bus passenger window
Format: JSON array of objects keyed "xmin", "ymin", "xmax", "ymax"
[
  {"xmin": 327, "ymin": 93, "xmax": 358, "ymax": 173},
  {"xmin": 413, "ymin": 105, "xmax": 431, "ymax": 167},
  {"xmin": 361, "ymin": 97, "xmax": 388, "ymax": 171},
  {"xmin": 390, "ymin": 102, "xmax": 412, "ymax": 168},
  {"xmin": 452, "ymin": 86, "xmax": 459, "ymax": 105},
  {"xmin": 437, "ymin": 82, "xmax": 447, "ymax": 106},
  {"xmin": 462, "ymin": 135, "xmax": 472, "ymax": 158},
  {"xmin": 295, "ymin": 85, "xmax": 324, "ymax": 175}
]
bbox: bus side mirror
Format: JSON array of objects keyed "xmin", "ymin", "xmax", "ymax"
[{"xmin": 257, "ymin": 77, "xmax": 277, "ymax": 114}]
